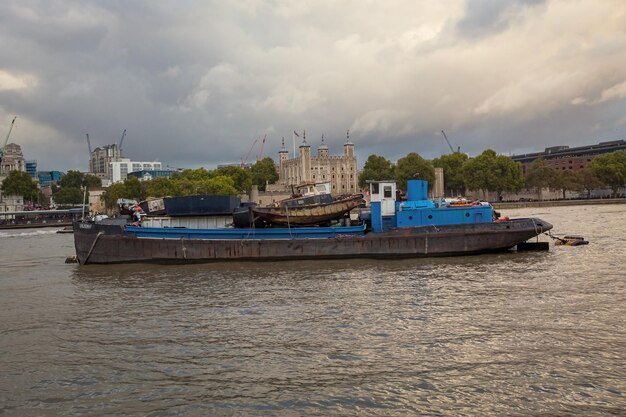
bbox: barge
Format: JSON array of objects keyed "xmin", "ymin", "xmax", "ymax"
[{"xmin": 72, "ymin": 180, "xmax": 553, "ymax": 265}]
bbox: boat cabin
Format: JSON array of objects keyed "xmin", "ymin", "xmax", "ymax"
[
  {"xmin": 295, "ymin": 181, "xmax": 331, "ymax": 197},
  {"xmin": 369, "ymin": 180, "xmax": 494, "ymax": 232}
]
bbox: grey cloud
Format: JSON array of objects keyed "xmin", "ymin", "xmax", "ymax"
[{"xmin": 1, "ymin": 0, "xmax": 625, "ymax": 173}]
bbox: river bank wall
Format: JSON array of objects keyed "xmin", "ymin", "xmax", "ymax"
[{"xmin": 493, "ymin": 198, "xmax": 626, "ymax": 209}]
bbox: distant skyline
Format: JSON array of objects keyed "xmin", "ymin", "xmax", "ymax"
[{"xmin": 1, "ymin": 0, "xmax": 626, "ymax": 172}]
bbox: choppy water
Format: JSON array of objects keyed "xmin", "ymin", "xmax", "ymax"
[{"xmin": 1, "ymin": 205, "xmax": 624, "ymax": 416}]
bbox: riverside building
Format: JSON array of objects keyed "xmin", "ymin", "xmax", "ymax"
[{"xmin": 511, "ymin": 140, "xmax": 626, "ymax": 175}]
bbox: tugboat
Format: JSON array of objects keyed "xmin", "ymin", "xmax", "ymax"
[{"xmin": 234, "ymin": 181, "xmax": 363, "ymax": 228}]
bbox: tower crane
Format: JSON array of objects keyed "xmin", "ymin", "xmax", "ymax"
[
  {"xmin": 86, "ymin": 133, "xmax": 93, "ymax": 155},
  {"xmin": 85, "ymin": 133, "xmax": 93, "ymax": 172},
  {"xmin": 1, "ymin": 116, "xmax": 17, "ymax": 164},
  {"xmin": 441, "ymin": 130, "xmax": 460, "ymax": 153},
  {"xmin": 118, "ymin": 129, "xmax": 127, "ymax": 153},
  {"xmin": 240, "ymin": 137, "xmax": 258, "ymax": 167},
  {"xmin": 256, "ymin": 134, "xmax": 266, "ymax": 161}
]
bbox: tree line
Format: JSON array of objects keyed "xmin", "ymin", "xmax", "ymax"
[
  {"xmin": 2, "ymin": 150, "xmax": 625, "ymax": 210},
  {"xmin": 101, "ymin": 157, "xmax": 278, "ymax": 210},
  {"xmin": 0, "ymin": 157, "xmax": 278, "ymax": 210},
  {"xmin": 358, "ymin": 149, "xmax": 626, "ymax": 200}
]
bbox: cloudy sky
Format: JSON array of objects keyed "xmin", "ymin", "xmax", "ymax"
[{"xmin": 1, "ymin": 0, "xmax": 625, "ymax": 172}]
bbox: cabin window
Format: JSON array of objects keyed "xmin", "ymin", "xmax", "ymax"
[
  {"xmin": 384, "ymin": 186, "xmax": 392, "ymax": 198},
  {"xmin": 371, "ymin": 183, "xmax": 379, "ymax": 194}
]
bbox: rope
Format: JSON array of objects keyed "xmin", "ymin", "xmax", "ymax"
[
  {"xmin": 83, "ymin": 231, "xmax": 104, "ymax": 264},
  {"xmin": 180, "ymin": 236, "xmax": 187, "ymax": 259},
  {"xmin": 286, "ymin": 206, "xmax": 293, "ymax": 239},
  {"xmin": 544, "ymin": 230, "xmax": 567, "ymax": 244}
]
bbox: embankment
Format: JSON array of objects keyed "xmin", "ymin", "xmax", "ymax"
[{"xmin": 493, "ymin": 198, "xmax": 626, "ymax": 209}]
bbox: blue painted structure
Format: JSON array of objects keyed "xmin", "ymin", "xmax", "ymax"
[
  {"xmin": 37, "ymin": 170, "xmax": 63, "ymax": 185},
  {"xmin": 125, "ymin": 223, "xmax": 366, "ymax": 239},
  {"xmin": 370, "ymin": 180, "xmax": 493, "ymax": 232}
]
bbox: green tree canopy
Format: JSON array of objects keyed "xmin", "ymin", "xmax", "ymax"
[
  {"xmin": 171, "ymin": 168, "xmax": 212, "ymax": 182},
  {"xmin": 144, "ymin": 177, "xmax": 179, "ymax": 198},
  {"xmin": 432, "ymin": 152, "xmax": 469, "ymax": 197},
  {"xmin": 1, "ymin": 170, "xmax": 39, "ymax": 202},
  {"xmin": 525, "ymin": 157, "xmax": 559, "ymax": 199},
  {"xmin": 462, "ymin": 149, "xmax": 523, "ymax": 200},
  {"xmin": 102, "ymin": 181, "xmax": 135, "ymax": 210},
  {"xmin": 124, "ymin": 176, "xmax": 145, "ymax": 200},
  {"xmin": 394, "ymin": 152, "xmax": 435, "ymax": 191},
  {"xmin": 53, "ymin": 187, "xmax": 84, "ymax": 205},
  {"xmin": 358, "ymin": 154, "xmax": 395, "ymax": 189},
  {"xmin": 58, "ymin": 170, "xmax": 101, "ymax": 188},
  {"xmin": 172, "ymin": 175, "xmax": 237, "ymax": 196},
  {"xmin": 249, "ymin": 157, "xmax": 278, "ymax": 191},
  {"xmin": 588, "ymin": 151, "xmax": 626, "ymax": 197},
  {"xmin": 553, "ymin": 169, "xmax": 581, "ymax": 199},
  {"xmin": 492, "ymin": 154, "xmax": 524, "ymax": 200},
  {"xmin": 211, "ymin": 165, "xmax": 252, "ymax": 193},
  {"xmin": 577, "ymin": 168, "xmax": 603, "ymax": 198}
]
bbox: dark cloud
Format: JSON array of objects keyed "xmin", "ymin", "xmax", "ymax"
[{"xmin": 1, "ymin": 0, "xmax": 625, "ymax": 173}]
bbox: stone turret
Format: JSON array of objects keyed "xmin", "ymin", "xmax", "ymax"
[{"xmin": 344, "ymin": 129, "xmax": 355, "ymax": 158}]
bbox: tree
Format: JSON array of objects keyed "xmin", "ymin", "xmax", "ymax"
[
  {"xmin": 432, "ymin": 152, "xmax": 469, "ymax": 196},
  {"xmin": 144, "ymin": 177, "xmax": 178, "ymax": 198},
  {"xmin": 102, "ymin": 178, "xmax": 143, "ymax": 211},
  {"xmin": 58, "ymin": 170, "xmax": 101, "ymax": 188},
  {"xmin": 577, "ymin": 168, "xmax": 603, "ymax": 198},
  {"xmin": 553, "ymin": 169, "xmax": 581, "ymax": 199},
  {"xmin": 250, "ymin": 157, "xmax": 278, "ymax": 191},
  {"xmin": 462, "ymin": 149, "xmax": 523, "ymax": 200},
  {"xmin": 172, "ymin": 168, "xmax": 212, "ymax": 182},
  {"xmin": 394, "ymin": 152, "xmax": 435, "ymax": 191},
  {"xmin": 211, "ymin": 165, "xmax": 252, "ymax": 193},
  {"xmin": 523, "ymin": 157, "xmax": 558, "ymax": 200},
  {"xmin": 53, "ymin": 187, "xmax": 84, "ymax": 205},
  {"xmin": 124, "ymin": 176, "xmax": 145, "ymax": 200},
  {"xmin": 358, "ymin": 154, "xmax": 395, "ymax": 189},
  {"xmin": 1, "ymin": 171, "xmax": 39, "ymax": 202},
  {"xmin": 462, "ymin": 150, "xmax": 498, "ymax": 198},
  {"xmin": 588, "ymin": 151, "xmax": 626, "ymax": 197}
]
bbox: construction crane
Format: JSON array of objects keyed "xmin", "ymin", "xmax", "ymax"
[
  {"xmin": 1, "ymin": 116, "xmax": 17, "ymax": 164},
  {"xmin": 240, "ymin": 137, "xmax": 258, "ymax": 167},
  {"xmin": 85, "ymin": 133, "xmax": 93, "ymax": 155},
  {"xmin": 118, "ymin": 129, "xmax": 127, "ymax": 153},
  {"xmin": 256, "ymin": 134, "xmax": 267, "ymax": 161},
  {"xmin": 441, "ymin": 130, "xmax": 460, "ymax": 153}
]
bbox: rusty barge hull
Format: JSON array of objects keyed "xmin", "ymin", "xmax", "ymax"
[{"xmin": 73, "ymin": 218, "xmax": 552, "ymax": 265}]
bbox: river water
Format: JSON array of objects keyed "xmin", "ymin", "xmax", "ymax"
[{"xmin": 0, "ymin": 205, "xmax": 624, "ymax": 416}]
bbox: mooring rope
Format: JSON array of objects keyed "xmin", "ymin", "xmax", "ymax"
[
  {"xmin": 83, "ymin": 231, "xmax": 104, "ymax": 264},
  {"xmin": 286, "ymin": 206, "xmax": 293, "ymax": 239}
]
